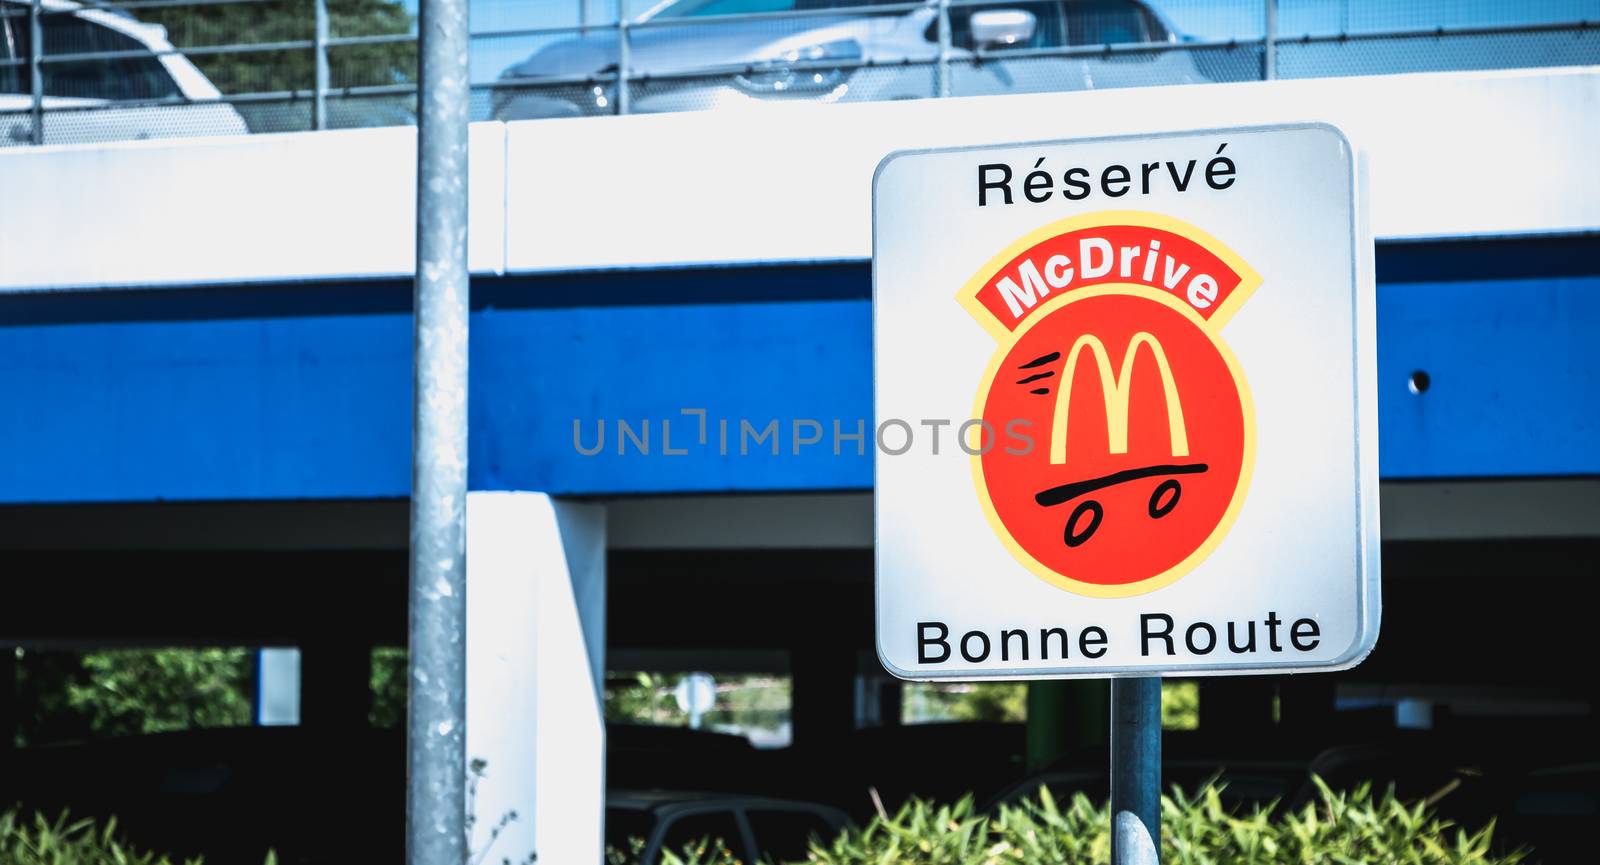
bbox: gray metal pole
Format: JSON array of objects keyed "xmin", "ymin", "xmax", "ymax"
[
  {"xmin": 615, "ymin": 0, "xmax": 630, "ymax": 115},
  {"xmin": 408, "ymin": 0, "xmax": 470, "ymax": 853},
  {"xmin": 935, "ymin": 0, "xmax": 952, "ymax": 98},
  {"xmin": 1263, "ymin": 0, "xmax": 1277, "ymax": 80},
  {"xmin": 1110, "ymin": 677, "xmax": 1161, "ymax": 865},
  {"xmin": 313, "ymin": 0, "xmax": 330, "ymax": 129},
  {"xmin": 28, "ymin": 0, "xmax": 42, "ymax": 146}
]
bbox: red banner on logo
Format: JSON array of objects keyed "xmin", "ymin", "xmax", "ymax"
[{"xmin": 972, "ymin": 225, "xmax": 1245, "ymax": 332}]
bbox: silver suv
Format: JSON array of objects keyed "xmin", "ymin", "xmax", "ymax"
[{"xmin": 492, "ymin": 0, "xmax": 1203, "ymax": 120}]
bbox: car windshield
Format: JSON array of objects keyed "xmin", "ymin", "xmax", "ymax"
[
  {"xmin": 645, "ymin": 0, "xmax": 906, "ymax": 20},
  {"xmin": 1069, "ymin": 0, "xmax": 1159, "ymax": 44},
  {"xmin": 3, "ymin": 10, "xmax": 180, "ymax": 100}
]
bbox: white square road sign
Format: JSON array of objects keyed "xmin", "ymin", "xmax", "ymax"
[{"xmin": 873, "ymin": 124, "xmax": 1379, "ymax": 679}]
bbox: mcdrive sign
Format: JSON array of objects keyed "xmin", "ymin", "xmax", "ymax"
[{"xmin": 872, "ymin": 124, "xmax": 1379, "ymax": 679}]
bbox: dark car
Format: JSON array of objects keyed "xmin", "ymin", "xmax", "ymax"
[{"xmin": 607, "ymin": 790, "xmax": 849, "ymax": 864}]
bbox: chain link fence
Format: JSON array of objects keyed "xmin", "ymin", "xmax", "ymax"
[{"xmin": 1, "ymin": 0, "xmax": 1596, "ymax": 147}]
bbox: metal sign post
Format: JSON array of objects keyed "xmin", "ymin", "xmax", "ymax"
[
  {"xmin": 1110, "ymin": 678, "xmax": 1161, "ymax": 865},
  {"xmin": 871, "ymin": 125, "xmax": 1378, "ymax": 865},
  {"xmin": 408, "ymin": 0, "xmax": 470, "ymax": 857}
]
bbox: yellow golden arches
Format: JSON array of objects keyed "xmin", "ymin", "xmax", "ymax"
[{"xmin": 1048, "ymin": 331, "xmax": 1190, "ymax": 465}]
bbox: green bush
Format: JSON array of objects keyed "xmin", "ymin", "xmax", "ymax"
[
  {"xmin": 607, "ymin": 837, "xmax": 745, "ymax": 865},
  {"xmin": 68, "ymin": 649, "xmax": 253, "ymax": 737},
  {"xmin": 13, "ymin": 647, "xmax": 253, "ymax": 747},
  {"xmin": 0, "ymin": 810, "xmax": 279, "ymax": 865},
  {"xmin": 620, "ymin": 780, "xmax": 1527, "ymax": 865}
]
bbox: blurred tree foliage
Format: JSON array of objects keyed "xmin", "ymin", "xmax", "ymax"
[
  {"xmin": 14, "ymin": 648, "xmax": 252, "ymax": 746},
  {"xmin": 904, "ymin": 683, "xmax": 1027, "ymax": 723},
  {"xmin": 9, "ymin": 648, "xmax": 1201, "ymax": 747},
  {"xmin": 70, "ymin": 648, "xmax": 252, "ymax": 735},
  {"xmin": 605, "ymin": 672, "xmax": 680, "ymax": 725},
  {"xmin": 368, "ymin": 645, "xmax": 407, "ymax": 728},
  {"xmin": 139, "ymin": 0, "xmax": 416, "ymax": 94},
  {"xmin": 1162, "ymin": 680, "xmax": 1200, "ymax": 730},
  {"xmin": 902, "ymin": 681, "xmax": 1200, "ymax": 728},
  {"xmin": 946, "ymin": 683, "xmax": 1028, "ymax": 722}
]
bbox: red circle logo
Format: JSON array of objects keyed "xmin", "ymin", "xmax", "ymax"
[{"xmin": 960, "ymin": 214, "xmax": 1259, "ymax": 597}]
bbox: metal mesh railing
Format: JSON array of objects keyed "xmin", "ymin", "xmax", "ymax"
[{"xmin": 1, "ymin": 0, "xmax": 1596, "ymax": 147}]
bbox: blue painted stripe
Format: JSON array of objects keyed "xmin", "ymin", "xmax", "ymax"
[
  {"xmin": 0, "ymin": 309, "xmax": 413, "ymax": 501},
  {"xmin": 1, "ymin": 243, "xmax": 1596, "ymax": 504},
  {"xmin": 1376, "ymin": 274, "xmax": 1599, "ymax": 479},
  {"xmin": 473, "ymin": 299, "xmax": 872, "ymax": 494}
]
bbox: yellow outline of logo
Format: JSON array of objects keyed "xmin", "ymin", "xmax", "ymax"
[{"xmin": 959, "ymin": 211, "xmax": 1261, "ymax": 598}]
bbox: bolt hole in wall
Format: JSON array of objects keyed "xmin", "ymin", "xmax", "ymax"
[{"xmin": 1408, "ymin": 369, "xmax": 1431, "ymax": 394}]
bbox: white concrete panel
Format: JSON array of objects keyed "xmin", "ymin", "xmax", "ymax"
[
  {"xmin": 504, "ymin": 67, "xmax": 1600, "ymax": 271},
  {"xmin": 2, "ymin": 68, "xmax": 1595, "ymax": 290},
  {"xmin": 0, "ymin": 123, "xmax": 506, "ymax": 291},
  {"xmin": 466, "ymin": 492, "xmax": 605, "ymax": 865}
]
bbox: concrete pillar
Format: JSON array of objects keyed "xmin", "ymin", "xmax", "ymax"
[
  {"xmin": 466, "ymin": 492, "xmax": 606, "ymax": 865},
  {"xmin": 255, "ymin": 647, "xmax": 302, "ymax": 726}
]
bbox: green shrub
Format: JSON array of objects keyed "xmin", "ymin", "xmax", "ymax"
[
  {"xmin": 69, "ymin": 649, "xmax": 253, "ymax": 737},
  {"xmin": 607, "ymin": 836, "xmax": 745, "ymax": 865},
  {"xmin": 0, "ymin": 811, "xmax": 277, "ymax": 865},
  {"xmin": 618, "ymin": 780, "xmax": 1527, "ymax": 865},
  {"xmin": 13, "ymin": 647, "xmax": 253, "ymax": 747}
]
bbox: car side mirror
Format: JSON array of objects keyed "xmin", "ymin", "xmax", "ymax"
[{"xmin": 969, "ymin": 9, "xmax": 1037, "ymax": 49}]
